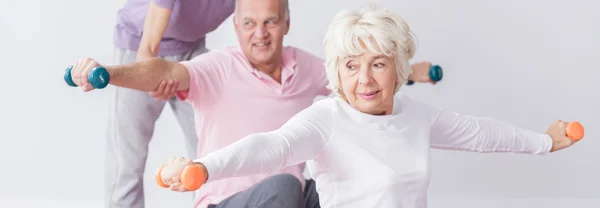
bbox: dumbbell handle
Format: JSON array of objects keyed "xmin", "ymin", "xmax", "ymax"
[
  {"xmin": 407, "ymin": 64, "xmax": 443, "ymax": 85},
  {"xmin": 155, "ymin": 164, "xmax": 206, "ymax": 191},
  {"xmin": 63, "ymin": 65, "xmax": 111, "ymax": 89},
  {"xmin": 566, "ymin": 121, "xmax": 584, "ymax": 141}
]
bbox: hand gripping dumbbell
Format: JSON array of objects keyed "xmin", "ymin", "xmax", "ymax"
[
  {"xmin": 155, "ymin": 163, "xmax": 207, "ymax": 191},
  {"xmin": 566, "ymin": 121, "xmax": 585, "ymax": 141},
  {"xmin": 63, "ymin": 65, "xmax": 110, "ymax": 89},
  {"xmin": 406, "ymin": 65, "xmax": 443, "ymax": 85}
]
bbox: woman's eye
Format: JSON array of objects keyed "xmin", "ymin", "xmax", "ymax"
[{"xmin": 374, "ymin": 63, "xmax": 385, "ymax": 68}]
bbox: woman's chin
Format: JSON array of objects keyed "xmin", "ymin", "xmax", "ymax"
[{"xmin": 354, "ymin": 103, "xmax": 385, "ymax": 115}]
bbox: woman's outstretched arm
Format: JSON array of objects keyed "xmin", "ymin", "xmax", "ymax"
[
  {"xmin": 415, "ymin": 100, "xmax": 564, "ymax": 154},
  {"xmin": 196, "ymin": 99, "xmax": 335, "ymax": 182}
]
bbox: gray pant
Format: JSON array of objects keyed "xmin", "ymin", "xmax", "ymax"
[
  {"xmin": 208, "ymin": 174, "xmax": 321, "ymax": 208},
  {"xmin": 105, "ymin": 47, "xmax": 207, "ymax": 208}
]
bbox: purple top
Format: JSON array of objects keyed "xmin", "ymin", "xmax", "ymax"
[{"xmin": 113, "ymin": 0, "xmax": 235, "ymax": 56}]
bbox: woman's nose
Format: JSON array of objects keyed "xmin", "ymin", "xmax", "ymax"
[{"xmin": 358, "ymin": 68, "xmax": 373, "ymax": 85}]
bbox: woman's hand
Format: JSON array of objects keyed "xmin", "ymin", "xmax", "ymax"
[
  {"xmin": 158, "ymin": 157, "xmax": 208, "ymax": 192},
  {"xmin": 160, "ymin": 157, "xmax": 194, "ymax": 191},
  {"xmin": 547, "ymin": 120, "xmax": 579, "ymax": 152}
]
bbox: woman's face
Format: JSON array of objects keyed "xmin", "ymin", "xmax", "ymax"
[{"xmin": 338, "ymin": 51, "xmax": 398, "ymax": 115}]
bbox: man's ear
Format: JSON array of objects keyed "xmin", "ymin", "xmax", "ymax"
[
  {"xmin": 233, "ymin": 16, "xmax": 240, "ymax": 33},
  {"xmin": 284, "ymin": 17, "xmax": 290, "ymax": 35}
]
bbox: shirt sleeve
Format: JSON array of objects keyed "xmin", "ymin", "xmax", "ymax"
[
  {"xmin": 415, "ymin": 101, "xmax": 553, "ymax": 155},
  {"xmin": 151, "ymin": 0, "xmax": 176, "ymax": 9},
  {"xmin": 195, "ymin": 99, "xmax": 335, "ymax": 182},
  {"xmin": 176, "ymin": 51, "xmax": 231, "ymax": 108}
]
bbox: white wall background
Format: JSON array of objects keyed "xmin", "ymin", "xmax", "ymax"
[{"xmin": 0, "ymin": 0, "xmax": 598, "ymax": 207}]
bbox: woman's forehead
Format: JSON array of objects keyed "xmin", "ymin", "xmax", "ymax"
[
  {"xmin": 335, "ymin": 41, "xmax": 394, "ymax": 59},
  {"xmin": 340, "ymin": 52, "xmax": 390, "ymax": 60}
]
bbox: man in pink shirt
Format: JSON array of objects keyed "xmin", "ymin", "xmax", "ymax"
[{"xmin": 68, "ymin": 0, "xmax": 435, "ymax": 207}]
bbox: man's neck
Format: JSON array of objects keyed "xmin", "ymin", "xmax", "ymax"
[{"xmin": 253, "ymin": 62, "xmax": 282, "ymax": 84}]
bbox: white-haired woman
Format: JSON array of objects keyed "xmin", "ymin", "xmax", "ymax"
[{"xmin": 160, "ymin": 4, "xmax": 579, "ymax": 207}]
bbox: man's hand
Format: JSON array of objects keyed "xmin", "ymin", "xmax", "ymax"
[
  {"xmin": 149, "ymin": 80, "xmax": 179, "ymax": 100},
  {"xmin": 71, "ymin": 57, "xmax": 102, "ymax": 92},
  {"xmin": 408, "ymin": 61, "xmax": 436, "ymax": 84},
  {"xmin": 547, "ymin": 120, "xmax": 579, "ymax": 152}
]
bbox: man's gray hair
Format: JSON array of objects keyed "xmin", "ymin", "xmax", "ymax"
[{"xmin": 234, "ymin": 0, "xmax": 290, "ymax": 20}]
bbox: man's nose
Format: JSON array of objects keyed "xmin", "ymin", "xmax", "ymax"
[{"xmin": 254, "ymin": 25, "xmax": 268, "ymax": 38}]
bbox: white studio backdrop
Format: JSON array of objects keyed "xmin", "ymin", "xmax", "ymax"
[{"xmin": 0, "ymin": 0, "xmax": 598, "ymax": 207}]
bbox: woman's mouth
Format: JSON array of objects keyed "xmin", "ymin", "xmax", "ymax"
[{"xmin": 358, "ymin": 90, "xmax": 380, "ymax": 100}]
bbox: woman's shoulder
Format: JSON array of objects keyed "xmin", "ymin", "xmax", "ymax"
[
  {"xmin": 394, "ymin": 92, "xmax": 433, "ymax": 108},
  {"xmin": 311, "ymin": 96, "xmax": 341, "ymax": 111},
  {"xmin": 393, "ymin": 92, "xmax": 442, "ymax": 120},
  {"xmin": 304, "ymin": 95, "xmax": 349, "ymax": 119}
]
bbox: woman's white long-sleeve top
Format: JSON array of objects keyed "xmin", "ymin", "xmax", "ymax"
[{"xmin": 196, "ymin": 93, "xmax": 552, "ymax": 208}]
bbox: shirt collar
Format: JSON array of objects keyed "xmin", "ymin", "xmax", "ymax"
[{"xmin": 244, "ymin": 48, "xmax": 297, "ymax": 80}]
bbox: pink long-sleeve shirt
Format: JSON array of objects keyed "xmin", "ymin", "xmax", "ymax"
[{"xmin": 196, "ymin": 93, "xmax": 553, "ymax": 208}]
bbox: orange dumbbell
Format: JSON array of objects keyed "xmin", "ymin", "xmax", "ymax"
[
  {"xmin": 565, "ymin": 121, "xmax": 584, "ymax": 142},
  {"xmin": 155, "ymin": 163, "xmax": 206, "ymax": 191}
]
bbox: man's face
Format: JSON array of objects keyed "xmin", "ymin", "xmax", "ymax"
[{"xmin": 234, "ymin": 0, "xmax": 290, "ymax": 66}]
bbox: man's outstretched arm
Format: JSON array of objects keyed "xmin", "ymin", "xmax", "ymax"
[{"xmin": 69, "ymin": 57, "xmax": 190, "ymax": 92}]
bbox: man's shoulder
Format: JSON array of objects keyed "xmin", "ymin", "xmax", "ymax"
[
  {"xmin": 190, "ymin": 46, "xmax": 244, "ymax": 63},
  {"xmin": 283, "ymin": 46, "xmax": 323, "ymax": 62},
  {"xmin": 283, "ymin": 46, "xmax": 325, "ymax": 76},
  {"xmin": 207, "ymin": 46, "xmax": 243, "ymax": 56}
]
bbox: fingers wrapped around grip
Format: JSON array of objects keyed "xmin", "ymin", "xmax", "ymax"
[{"xmin": 155, "ymin": 163, "xmax": 206, "ymax": 191}]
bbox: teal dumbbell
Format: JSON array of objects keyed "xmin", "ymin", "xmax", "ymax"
[
  {"xmin": 406, "ymin": 65, "xmax": 443, "ymax": 85},
  {"xmin": 64, "ymin": 65, "xmax": 110, "ymax": 89}
]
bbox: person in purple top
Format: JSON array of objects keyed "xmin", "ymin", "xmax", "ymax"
[{"xmin": 106, "ymin": 1, "xmax": 235, "ymax": 207}]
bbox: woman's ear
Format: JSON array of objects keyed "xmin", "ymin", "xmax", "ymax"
[
  {"xmin": 337, "ymin": 88, "xmax": 345, "ymax": 98},
  {"xmin": 336, "ymin": 73, "xmax": 347, "ymax": 99}
]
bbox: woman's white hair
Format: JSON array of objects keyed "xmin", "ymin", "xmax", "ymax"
[{"xmin": 323, "ymin": 4, "xmax": 417, "ymax": 94}]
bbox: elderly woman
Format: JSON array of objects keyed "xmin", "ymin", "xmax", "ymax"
[{"xmin": 160, "ymin": 4, "xmax": 578, "ymax": 208}]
